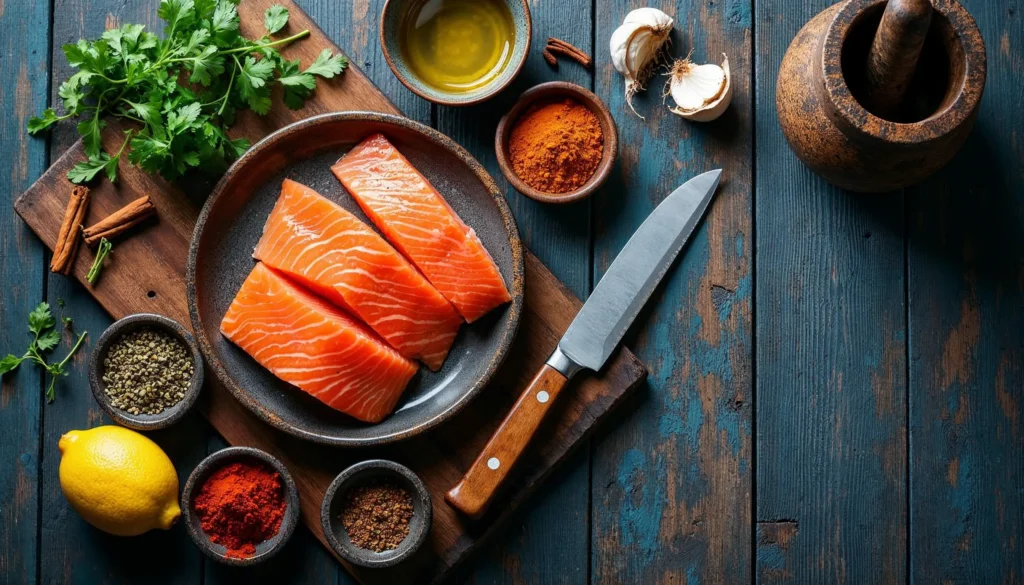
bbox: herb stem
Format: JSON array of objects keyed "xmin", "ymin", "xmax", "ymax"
[
  {"xmin": 56, "ymin": 332, "xmax": 88, "ymax": 372},
  {"xmin": 86, "ymin": 238, "xmax": 113, "ymax": 285},
  {"xmin": 220, "ymin": 30, "xmax": 311, "ymax": 55},
  {"xmin": 217, "ymin": 61, "xmax": 238, "ymax": 116}
]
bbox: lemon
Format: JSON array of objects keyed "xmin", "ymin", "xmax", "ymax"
[{"xmin": 58, "ymin": 426, "xmax": 181, "ymax": 536}]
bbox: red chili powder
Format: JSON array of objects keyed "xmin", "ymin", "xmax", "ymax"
[{"xmin": 193, "ymin": 461, "xmax": 286, "ymax": 559}]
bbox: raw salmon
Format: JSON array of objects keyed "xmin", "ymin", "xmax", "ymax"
[
  {"xmin": 220, "ymin": 263, "xmax": 418, "ymax": 423},
  {"xmin": 332, "ymin": 134, "xmax": 512, "ymax": 323},
  {"xmin": 254, "ymin": 179, "xmax": 462, "ymax": 370}
]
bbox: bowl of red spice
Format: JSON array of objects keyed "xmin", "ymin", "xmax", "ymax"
[
  {"xmin": 321, "ymin": 460, "xmax": 432, "ymax": 568},
  {"xmin": 182, "ymin": 447, "xmax": 300, "ymax": 566},
  {"xmin": 495, "ymin": 81, "xmax": 618, "ymax": 204}
]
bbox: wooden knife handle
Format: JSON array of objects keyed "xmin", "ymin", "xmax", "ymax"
[{"xmin": 445, "ymin": 365, "xmax": 569, "ymax": 519}]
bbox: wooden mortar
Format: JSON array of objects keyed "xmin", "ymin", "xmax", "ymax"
[{"xmin": 776, "ymin": 0, "xmax": 986, "ymax": 192}]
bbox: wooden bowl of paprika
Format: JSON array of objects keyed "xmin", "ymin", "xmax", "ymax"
[
  {"xmin": 181, "ymin": 447, "xmax": 300, "ymax": 566},
  {"xmin": 495, "ymin": 81, "xmax": 618, "ymax": 204}
]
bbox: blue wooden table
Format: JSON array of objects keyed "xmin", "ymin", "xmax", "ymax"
[{"xmin": 2, "ymin": 0, "xmax": 1021, "ymax": 583}]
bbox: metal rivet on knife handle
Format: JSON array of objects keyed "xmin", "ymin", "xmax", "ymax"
[{"xmin": 446, "ymin": 170, "xmax": 723, "ymax": 519}]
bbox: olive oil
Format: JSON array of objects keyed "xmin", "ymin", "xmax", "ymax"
[{"xmin": 398, "ymin": 0, "xmax": 516, "ymax": 94}]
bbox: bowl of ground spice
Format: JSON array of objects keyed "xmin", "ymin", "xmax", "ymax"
[
  {"xmin": 182, "ymin": 447, "xmax": 300, "ymax": 566},
  {"xmin": 89, "ymin": 313, "xmax": 204, "ymax": 430},
  {"xmin": 321, "ymin": 460, "xmax": 432, "ymax": 568},
  {"xmin": 496, "ymin": 81, "xmax": 618, "ymax": 204}
]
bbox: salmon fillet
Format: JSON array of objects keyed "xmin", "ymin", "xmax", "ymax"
[
  {"xmin": 253, "ymin": 179, "xmax": 462, "ymax": 371},
  {"xmin": 332, "ymin": 134, "xmax": 512, "ymax": 323},
  {"xmin": 220, "ymin": 263, "xmax": 418, "ymax": 423}
]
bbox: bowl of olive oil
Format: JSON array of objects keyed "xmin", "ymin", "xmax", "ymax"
[{"xmin": 381, "ymin": 0, "xmax": 531, "ymax": 106}]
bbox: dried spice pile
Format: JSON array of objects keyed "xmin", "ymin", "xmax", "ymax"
[
  {"xmin": 508, "ymin": 98, "xmax": 604, "ymax": 194},
  {"xmin": 340, "ymin": 481, "xmax": 414, "ymax": 552},
  {"xmin": 102, "ymin": 328, "xmax": 194, "ymax": 415},
  {"xmin": 193, "ymin": 461, "xmax": 286, "ymax": 559}
]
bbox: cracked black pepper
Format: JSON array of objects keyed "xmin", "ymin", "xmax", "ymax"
[{"xmin": 102, "ymin": 328, "xmax": 194, "ymax": 415}]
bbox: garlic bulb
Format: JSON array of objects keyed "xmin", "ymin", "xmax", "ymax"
[
  {"xmin": 609, "ymin": 7, "xmax": 674, "ymax": 118},
  {"xmin": 665, "ymin": 53, "xmax": 733, "ymax": 122}
]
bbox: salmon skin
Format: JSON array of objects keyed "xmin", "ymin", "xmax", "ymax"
[
  {"xmin": 220, "ymin": 263, "xmax": 418, "ymax": 423},
  {"xmin": 332, "ymin": 134, "xmax": 512, "ymax": 323},
  {"xmin": 253, "ymin": 179, "xmax": 462, "ymax": 371}
]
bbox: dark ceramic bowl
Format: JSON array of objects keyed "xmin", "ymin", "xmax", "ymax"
[
  {"xmin": 89, "ymin": 313, "xmax": 204, "ymax": 430},
  {"xmin": 495, "ymin": 82, "xmax": 618, "ymax": 204},
  {"xmin": 187, "ymin": 112, "xmax": 524, "ymax": 447},
  {"xmin": 321, "ymin": 460, "xmax": 432, "ymax": 568},
  {"xmin": 380, "ymin": 0, "xmax": 532, "ymax": 106},
  {"xmin": 182, "ymin": 447, "xmax": 300, "ymax": 566}
]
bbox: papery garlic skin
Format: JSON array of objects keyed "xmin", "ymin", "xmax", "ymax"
[
  {"xmin": 609, "ymin": 7, "xmax": 673, "ymax": 118},
  {"xmin": 666, "ymin": 54, "xmax": 733, "ymax": 122}
]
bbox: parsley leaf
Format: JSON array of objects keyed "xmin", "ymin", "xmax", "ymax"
[
  {"xmin": 29, "ymin": 303, "xmax": 55, "ymax": 335},
  {"xmin": 1, "ymin": 302, "xmax": 88, "ymax": 402},
  {"xmin": 28, "ymin": 109, "xmax": 61, "ymax": 134},
  {"xmin": 264, "ymin": 5, "xmax": 289, "ymax": 34},
  {"xmin": 29, "ymin": 0, "xmax": 344, "ymax": 183},
  {"xmin": 0, "ymin": 355, "xmax": 23, "ymax": 375},
  {"xmin": 305, "ymin": 48, "xmax": 348, "ymax": 78}
]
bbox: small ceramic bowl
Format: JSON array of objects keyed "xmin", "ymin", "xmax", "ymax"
[
  {"xmin": 89, "ymin": 313, "xmax": 204, "ymax": 430},
  {"xmin": 495, "ymin": 81, "xmax": 619, "ymax": 204},
  {"xmin": 182, "ymin": 447, "xmax": 300, "ymax": 566},
  {"xmin": 321, "ymin": 460, "xmax": 432, "ymax": 568},
  {"xmin": 379, "ymin": 0, "xmax": 532, "ymax": 106}
]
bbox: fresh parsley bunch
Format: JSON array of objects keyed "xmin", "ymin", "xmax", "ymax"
[
  {"xmin": 28, "ymin": 0, "xmax": 347, "ymax": 184},
  {"xmin": 0, "ymin": 303, "xmax": 87, "ymax": 403}
]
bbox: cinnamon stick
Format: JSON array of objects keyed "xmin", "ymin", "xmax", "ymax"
[
  {"xmin": 542, "ymin": 48, "xmax": 558, "ymax": 68},
  {"xmin": 50, "ymin": 185, "xmax": 90, "ymax": 275},
  {"xmin": 83, "ymin": 196, "xmax": 157, "ymax": 247},
  {"xmin": 546, "ymin": 38, "xmax": 591, "ymax": 68}
]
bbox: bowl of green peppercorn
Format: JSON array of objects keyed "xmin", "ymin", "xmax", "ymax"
[{"xmin": 89, "ymin": 313, "xmax": 204, "ymax": 431}]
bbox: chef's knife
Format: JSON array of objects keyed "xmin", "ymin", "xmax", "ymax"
[{"xmin": 445, "ymin": 169, "xmax": 723, "ymax": 519}]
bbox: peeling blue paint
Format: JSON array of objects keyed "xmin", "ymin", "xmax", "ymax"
[
  {"xmin": 617, "ymin": 448, "xmax": 666, "ymax": 556},
  {"xmin": 686, "ymin": 564, "xmax": 700, "ymax": 585},
  {"xmin": 725, "ymin": 0, "xmax": 753, "ymax": 28},
  {"xmin": 735, "ymin": 233, "xmax": 745, "ymax": 258}
]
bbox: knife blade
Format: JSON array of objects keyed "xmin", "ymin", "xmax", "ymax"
[{"xmin": 446, "ymin": 170, "xmax": 723, "ymax": 519}]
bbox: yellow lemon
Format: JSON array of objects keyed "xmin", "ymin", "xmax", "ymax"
[{"xmin": 58, "ymin": 426, "xmax": 181, "ymax": 536}]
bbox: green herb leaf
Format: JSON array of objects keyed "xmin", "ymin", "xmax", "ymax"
[
  {"xmin": 28, "ymin": 109, "xmax": 60, "ymax": 134},
  {"xmin": 77, "ymin": 115, "xmax": 106, "ymax": 157},
  {"xmin": 210, "ymin": 1, "xmax": 240, "ymax": 46},
  {"xmin": 28, "ymin": 303, "xmax": 55, "ymax": 336},
  {"xmin": 63, "ymin": 316, "xmax": 74, "ymax": 328},
  {"xmin": 264, "ymin": 4, "xmax": 289, "ymax": 34},
  {"xmin": 67, "ymin": 152, "xmax": 113, "ymax": 184},
  {"xmin": 36, "ymin": 330, "xmax": 61, "ymax": 353},
  {"xmin": 304, "ymin": 48, "xmax": 348, "ymax": 78},
  {"xmin": 0, "ymin": 354, "xmax": 23, "ymax": 375}
]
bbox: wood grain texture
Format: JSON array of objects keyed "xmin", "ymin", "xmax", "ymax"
[
  {"xmin": 14, "ymin": 2, "xmax": 645, "ymax": 584},
  {"xmin": 436, "ymin": 1, "xmax": 597, "ymax": 582},
  {"xmin": 756, "ymin": 1, "xmax": 907, "ymax": 583},
  {"xmin": 446, "ymin": 365, "xmax": 570, "ymax": 519},
  {"xmin": 591, "ymin": 1, "xmax": 753, "ymax": 583},
  {"xmin": 906, "ymin": 1, "xmax": 1023, "ymax": 582},
  {"xmin": 0, "ymin": 1, "xmax": 51, "ymax": 583},
  {"xmin": 39, "ymin": 3, "xmax": 206, "ymax": 585}
]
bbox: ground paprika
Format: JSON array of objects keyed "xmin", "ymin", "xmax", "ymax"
[
  {"xmin": 508, "ymin": 98, "xmax": 604, "ymax": 195},
  {"xmin": 193, "ymin": 461, "xmax": 286, "ymax": 559}
]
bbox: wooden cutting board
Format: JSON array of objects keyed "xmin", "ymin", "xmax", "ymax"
[{"xmin": 14, "ymin": 1, "xmax": 646, "ymax": 583}]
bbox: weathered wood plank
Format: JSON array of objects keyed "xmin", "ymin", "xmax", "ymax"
[
  {"xmin": 39, "ymin": 3, "xmax": 206, "ymax": 585},
  {"xmin": 0, "ymin": 0, "xmax": 51, "ymax": 583},
  {"xmin": 754, "ymin": 1, "xmax": 907, "ymax": 583},
  {"xmin": 591, "ymin": 1, "xmax": 753, "ymax": 583},
  {"xmin": 435, "ymin": 1, "xmax": 595, "ymax": 583},
  {"xmin": 907, "ymin": 1, "xmax": 1023, "ymax": 582}
]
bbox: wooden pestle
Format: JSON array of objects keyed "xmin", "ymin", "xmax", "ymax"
[{"xmin": 863, "ymin": 0, "xmax": 934, "ymax": 118}]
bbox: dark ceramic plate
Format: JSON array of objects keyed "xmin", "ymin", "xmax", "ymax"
[{"xmin": 187, "ymin": 112, "xmax": 524, "ymax": 447}]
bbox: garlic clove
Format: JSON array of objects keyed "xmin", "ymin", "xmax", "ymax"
[
  {"xmin": 666, "ymin": 54, "xmax": 733, "ymax": 122},
  {"xmin": 609, "ymin": 7, "xmax": 674, "ymax": 118}
]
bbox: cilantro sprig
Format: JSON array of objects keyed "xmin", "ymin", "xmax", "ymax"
[
  {"xmin": 0, "ymin": 303, "xmax": 88, "ymax": 403},
  {"xmin": 28, "ymin": 0, "xmax": 347, "ymax": 184}
]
